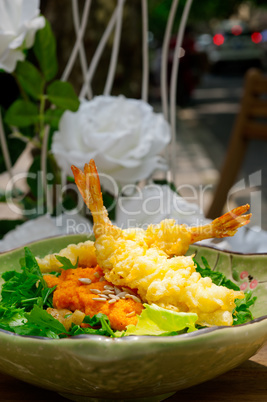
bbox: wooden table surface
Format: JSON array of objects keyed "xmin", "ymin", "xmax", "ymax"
[{"xmin": 0, "ymin": 343, "xmax": 266, "ymax": 401}]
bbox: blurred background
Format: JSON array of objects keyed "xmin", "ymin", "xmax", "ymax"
[
  {"xmin": 42, "ymin": 0, "xmax": 267, "ymax": 228},
  {"xmin": 1, "ymin": 0, "xmax": 267, "ymax": 233}
]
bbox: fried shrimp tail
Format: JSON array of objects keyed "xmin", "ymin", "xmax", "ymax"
[
  {"xmin": 144, "ymin": 204, "xmax": 251, "ymax": 257},
  {"xmin": 188, "ymin": 204, "xmax": 251, "ymax": 244},
  {"xmin": 71, "ymin": 160, "xmax": 117, "ymax": 238}
]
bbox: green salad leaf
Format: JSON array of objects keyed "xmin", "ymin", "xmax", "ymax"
[
  {"xmin": 0, "ymin": 248, "xmax": 115, "ymax": 338},
  {"xmin": 232, "ymin": 291, "xmax": 257, "ymax": 325},
  {"xmin": 1, "ymin": 247, "xmax": 54, "ymax": 310},
  {"xmin": 55, "ymin": 255, "xmax": 79, "ymax": 270},
  {"xmin": 69, "ymin": 313, "xmax": 116, "ymax": 338},
  {"xmin": 0, "ymin": 249, "xmax": 257, "ymax": 338},
  {"xmin": 117, "ymin": 304, "xmax": 198, "ymax": 337},
  {"xmin": 0, "ymin": 305, "xmax": 26, "ymax": 329},
  {"xmin": 12, "ymin": 305, "xmax": 67, "ymax": 338}
]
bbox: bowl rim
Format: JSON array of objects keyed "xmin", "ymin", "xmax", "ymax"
[
  {"xmin": 0, "ymin": 233, "xmax": 94, "ymax": 255},
  {"xmin": 0, "ymin": 233, "xmax": 267, "ymax": 343},
  {"xmin": 0, "ymin": 314, "xmax": 266, "ymax": 342}
]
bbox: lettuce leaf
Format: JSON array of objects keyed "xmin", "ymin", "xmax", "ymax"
[{"xmin": 117, "ymin": 304, "xmax": 198, "ymax": 337}]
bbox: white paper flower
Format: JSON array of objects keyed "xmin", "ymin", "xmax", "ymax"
[
  {"xmin": 52, "ymin": 95, "xmax": 171, "ymax": 195},
  {"xmin": 0, "ymin": 0, "xmax": 45, "ymax": 72}
]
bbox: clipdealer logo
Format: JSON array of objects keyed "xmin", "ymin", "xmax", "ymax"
[{"xmin": 3, "ymin": 170, "xmax": 264, "ymax": 232}]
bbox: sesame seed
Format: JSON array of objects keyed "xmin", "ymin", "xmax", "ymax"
[
  {"xmin": 99, "ymin": 277, "xmax": 105, "ymax": 282},
  {"xmin": 116, "ymin": 291, "xmax": 127, "ymax": 298},
  {"xmin": 122, "ymin": 287, "xmax": 135, "ymax": 295},
  {"xmin": 102, "ymin": 290, "xmax": 115, "ymax": 295},
  {"xmin": 126, "ymin": 311, "xmax": 135, "ymax": 317},
  {"xmin": 128, "ymin": 295, "xmax": 142, "ymax": 303},
  {"xmin": 99, "ymin": 294, "xmax": 109, "ymax": 299},
  {"xmin": 92, "ymin": 297, "xmax": 107, "ymax": 302},
  {"xmin": 104, "ymin": 285, "xmax": 114, "ymax": 290},
  {"xmin": 108, "ymin": 299, "xmax": 117, "ymax": 304},
  {"xmin": 90, "ymin": 289, "xmax": 101, "ymax": 294},
  {"xmin": 114, "ymin": 286, "xmax": 121, "ymax": 295},
  {"xmin": 78, "ymin": 278, "xmax": 92, "ymax": 285},
  {"xmin": 94, "ymin": 272, "xmax": 100, "ymax": 278},
  {"xmin": 108, "ymin": 294, "xmax": 119, "ymax": 300}
]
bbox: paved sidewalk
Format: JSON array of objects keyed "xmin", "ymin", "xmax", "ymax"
[{"xmin": 173, "ymin": 115, "xmax": 220, "ymax": 214}]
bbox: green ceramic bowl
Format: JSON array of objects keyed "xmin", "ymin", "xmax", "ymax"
[{"xmin": 0, "ymin": 234, "xmax": 266, "ymax": 402}]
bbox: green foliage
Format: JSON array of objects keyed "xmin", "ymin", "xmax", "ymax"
[
  {"xmin": 70, "ymin": 313, "xmax": 116, "ymax": 337},
  {"xmin": 54, "ymin": 255, "xmax": 79, "ymax": 270},
  {"xmin": 5, "ymin": 100, "xmax": 39, "ymax": 127},
  {"xmin": 33, "ymin": 19, "xmax": 58, "ymax": 81},
  {"xmin": 15, "ymin": 61, "xmax": 45, "ymax": 100},
  {"xmin": 232, "ymin": 291, "xmax": 257, "ymax": 325},
  {"xmin": 0, "ymin": 133, "xmax": 27, "ymax": 174},
  {"xmin": 0, "ymin": 188, "xmax": 24, "ymax": 203},
  {"xmin": 27, "ymin": 155, "xmax": 56, "ymax": 199},
  {"xmin": 102, "ymin": 190, "xmax": 116, "ymax": 221},
  {"xmin": 0, "ymin": 304, "xmax": 66, "ymax": 338},
  {"xmin": 189, "ymin": 0, "xmax": 267, "ymax": 22},
  {"xmin": 61, "ymin": 191, "xmax": 80, "ymax": 211},
  {"xmin": 0, "ymin": 219, "xmax": 25, "ymax": 240},
  {"xmin": 0, "ymin": 249, "xmax": 258, "ymax": 338},
  {"xmin": 0, "ymin": 15, "xmax": 82, "ymax": 237},
  {"xmin": 47, "ymin": 81, "xmax": 80, "ymax": 111},
  {"xmin": 0, "ymin": 247, "xmax": 116, "ymax": 338},
  {"xmin": 19, "ymin": 196, "xmax": 46, "ymax": 221},
  {"xmin": 0, "ymin": 121, "xmax": 27, "ymax": 172},
  {"xmin": 0, "ymin": 306, "xmax": 116, "ymax": 339},
  {"xmin": 44, "ymin": 108, "xmax": 65, "ymax": 128},
  {"xmin": 148, "ymin": 0, "xmax": 267, "ymax": 40},
  {"xmin": 22, "ymin": 305, "xmax": 66, "ymax": 338},
  {"xmin": 0, "ymin": 247, "xmax": 54, "ymax": 311}
]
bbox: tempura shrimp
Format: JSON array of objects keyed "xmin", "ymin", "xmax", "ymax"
[{"xmin": 72, "ymin": 160, "xmax": 250, "ymax": 327}]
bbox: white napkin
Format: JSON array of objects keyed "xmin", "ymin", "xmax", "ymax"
[{"xmin": 0, "ymin": 212, "xmax": 93, "ymax": 252}]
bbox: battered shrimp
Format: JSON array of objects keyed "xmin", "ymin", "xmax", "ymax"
[
  {"xmin": 144, "ymin": 203, "xmax": 251, "ymax": 256},
  {"xmin": 71, "ymin": 160, "xmax": 250, "ymax": 327}
]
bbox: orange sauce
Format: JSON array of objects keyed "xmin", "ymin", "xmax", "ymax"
[{"xmin": 44, "ymin": 265, "xmax": 143, "ymax": 331}]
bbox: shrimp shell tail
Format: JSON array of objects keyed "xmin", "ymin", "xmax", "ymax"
[
  {"xmin": 71, "ymin": 160, "xmax": 112, "ymax": 237},
  {"xmin": 189, "ymin": 204, "xmax": 251, "ymax": 243}
]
